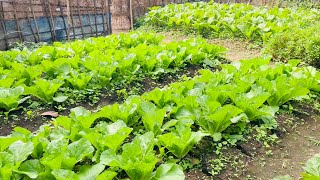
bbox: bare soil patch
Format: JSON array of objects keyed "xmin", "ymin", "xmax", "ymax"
[{"xmin": 160, "ymin": 31, "xmax": 261, "ymax": 61}]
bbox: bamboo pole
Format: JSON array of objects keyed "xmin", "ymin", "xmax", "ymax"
[
  {"xmin": 42, "ymin": 0, "xmax": 54, "ymax": 42},
  {"xmin": 58, "ymin": 0, "xmax": 67, "ymax": 40},
  {"xmin": 93, "ymin": 0, "xmax": 98, "ymax": 36},
  {"xmin": 30, "ymin": 0, "xmax": 41, "ymax": 42},
  {"xmin": 101, "ymin": 0, "xmax": 106, "ymax": 35},
  {"xmin": 69, "ymin": 0, "xmax": 76, "ymax": 39},
  {"xmin": 26, "ymin": 4, "xmax": 37, "ymax": 43},
  {"xmin": 12, "ymin": 0, "xmax": 23, "ymax": 42},
  {"xmin": 47, "ymin": 1, "xmax": 57, "ymax": 41},
  {"xmin": 107, "ymin": 0, "xmax": 112, "ymax": 34},
  {"xmin": 129, "ymin": 0, "xmax": 133, "ymax": 29},
  {"xmin": 77, "ymin": 0, "xmax": 85, "ymax": 37},
  {"xmin": 67, "ymin": 0, "xmax": 70, "ymax": 41},
  {"xmin": 0, "ymin": 1, "xmax": 8, "ymax": 49}
]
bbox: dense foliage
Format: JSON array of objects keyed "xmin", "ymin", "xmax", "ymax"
[
  {"xmin": 1, "ymin": 59, "xmax": 319, "ymax": 179},
  {"xmin": 264, "ymin": 23, "xmax": 320, "ymax": 68},
  {"xmin": 142, "ymin": 2, "xmax": 320, "ymax": 42},
  {"xmin": 0, "ymin": 32, "xmax": 226, "ymax": 113}
]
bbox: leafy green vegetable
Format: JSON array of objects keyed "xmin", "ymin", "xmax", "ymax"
[
  {"xmin": 25, "ymin": 79, "xmax": 64, "ymax": 103},
  {"xmin": 0, "ymin": 86, "xmax": 26, "ymax": 111},
  {"xmin": 67, "ymin": 138, "xmax": 94, "ymax": 162},
  {"xmin": 100, "ymin": 132, "xmax": 158, "ymax": 180},
  {"xmin": 159, "ymin": 124, "xmax": 206, "ymax": 158},
  {"xmin": 139, "ymin": 101, "xmax": 167, "ymax": 135},
  {"xmin": 197, "ymin": 104, "xmax": 247, "ymax": 141},
  {"xmin": 302, "ymin": 154, "xmax": 320, "ymax": 179},
  {"xmin": 80, "ymin": 120, "xmax": 132, "ymax": 151},
  {"xmin": 15, "ymin": 160, "xmax": 44, "ymax": 179},
  {"xmin": 151, "ymin": 163, "xmax": 185, "ymax": 180}
]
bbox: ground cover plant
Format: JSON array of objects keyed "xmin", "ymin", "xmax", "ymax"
[
  {"xmin": 0, "ymin": 32, "xmax": 226, "ymax": 115},
  {"xmin": 264, "ymin": 22, "xmax": 320, "ymax": 68},
  {"xmin": 0, "ymin": 58, "xmax": 319, "ymax": 179},
  {"xmin": 141, "ymin": 2, "xmax": 320, "ymax": 43}
]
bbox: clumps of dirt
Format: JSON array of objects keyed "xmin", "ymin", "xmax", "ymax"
[{"xmin": 0, "ymin": 109, "xmax": 53, "ymax": 136}]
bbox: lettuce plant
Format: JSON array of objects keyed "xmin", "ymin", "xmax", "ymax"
[
  {"xmin": 159, "ymin": 124, "xmax": 207, "ymax": 158},
  {"xmin": 302, "ymin": 154, "xmax": 320, "ymax": 179},
  {"xmin": 25, "ymin": 79, "xmax": 64, "ymax": 103},
  {"xmin": 0, "ymin": 86, "xmax": 27, "ymax": 111},
  {"xmin": 100, "ymin": 132, "xmax": 158, "ymax": 180},
  {"xmin": 197, "ymin": 104, "xmax": 247, "ymax": 141}
]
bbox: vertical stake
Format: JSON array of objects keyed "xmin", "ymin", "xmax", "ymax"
[
  {"xmin": 48, "ymin": 1, "xmax": 57, "ymax": 41},
  {"xmin": 101, "ymin": 0, "xmax": 106, "ymax": 35},
  {"xmin": 0, "ymin": 1, "xmax": 8, "ymax": 49},
  {"xmin": 69, "ymin": 0, "xmax": 77, "ymax": 39},
  {"xmin": 26, "ymin": 3, "xmax": 37, "ymax": 43},
  {"xmin": 77, "ymin": 0, "xmax": 85, "ymax": 38},
  {"xmin": 12, "ymin": 0, "xmax": 23, "ymax": 42},
  {"xmin": 107, "ymin": 0, "xmax": 112, "ymax": 34},
  {"xmin": 93, "ymin": 0, "xmax": 98, "ymax": 36},
  {"xmin": 67, "ymin": 0, "xmax": 70, "ymax": 41},
  {"xmin": 129, "ymin": 0, "xmax": 133, "ymax": 29}
]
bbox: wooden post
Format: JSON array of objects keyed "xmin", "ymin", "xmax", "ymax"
[
  {"xmin": 0, "ymin": 1, "xmax": 8, "ymax": 49},
  {"xmin": 30, "ymin": 0, "xmax": 41, "ymax": 42},
  {"xmin": 12, "ymin": 0, "xmax": 23, "ymax": 42},
  {"xmin": 101, "ymin": 0, "xmax": 106, "ymax": 35},
  {"xmin": 25, "ymin": 4, "xmax": 37, "ymax": 43},
  {"xmin": 47, "ymin": 1, "xmax": 57, "ymax": 41},
  {"xmin": 77, "ymin": 0, "xmax": 85, "ymax": 37},
  {"xmin": 69, "ymin": 0, "xmax": 77, "ymax": 39},
  {"xmin": 93, "ymin": 0, "xmax": 98, "ymax": 36},
  {"xmin": 107, "ymin": 0, "xmax": 112, "ymax": 34},
  {"xmin": 42, "ymin": 0, "xmax": 55, "ymax": 42},
  {"xmin": 58, "ymin": 0, "xmax": 67, "ymax": 40},
  {"xmin": 67, "ymin": 0, "xmax": 70, "ymax": 41},
  {"xmin": 129, "ymin": 0, "xmax": 133, "ymax": 29}
]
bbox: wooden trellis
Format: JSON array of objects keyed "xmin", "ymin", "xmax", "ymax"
[{"xmin": 0, "ymin": 0, "xmax": 112, "ymax": 50}]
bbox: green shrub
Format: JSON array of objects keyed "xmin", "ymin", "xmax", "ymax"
[
  {"xmin": 264, "ymin": 24, "xmax": 320, "ymax": 68},
  {"xmin": 306, "ymin": 34, "xmax": 320, "ymax": 67}
]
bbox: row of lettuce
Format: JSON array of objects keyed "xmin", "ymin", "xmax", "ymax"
[
  {"xmin": 1, "ymin": 59, "xmax": 319, "ymax": 179},
  {"xmin": 0, "ymin": 32, "xmax": 226, "ymax": 112},
  {"xmin": 141, "ymin": 2, "xmax": 320, "ymax": 67},
  {"xmin": 142, "ymin": 2, "xmax": 320, "ymax": 42}
]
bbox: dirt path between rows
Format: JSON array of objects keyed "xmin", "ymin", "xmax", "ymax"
[
  {"xmin": 161, "ymin": 32, "xmax": 261, "ymax": 61},
  {"xmin": 244, "ymin": 114, "xmax": 320, "ymax": 179}
]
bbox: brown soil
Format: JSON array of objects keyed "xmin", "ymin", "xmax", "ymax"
[
  {"xmin": 210, "ymin": 39, "xmax": 261, "ymax": 61},
  {"xmin": 243, "ymin": 107, "xmax": 320, "ymax": 179},
  {"xmin": 160, "ymin": 31, "xmax": 262, "ymax": 61}
]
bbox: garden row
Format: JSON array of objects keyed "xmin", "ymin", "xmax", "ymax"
[
  {"xmin": 1, "ymin": 59, "xmax": 319, "ymax": 179},
  {"xmin": 0, "ymin": 32, "xmax": 226, "ymax": 113},
  {"xmin": 142, "ymin": 2, "xmax": 320, "ymax": 42}
]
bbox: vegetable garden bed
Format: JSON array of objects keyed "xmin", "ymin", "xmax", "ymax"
[
  {"xmin": 1, "ymin": 1, "xmax": 320, "ymax": 180},
  {"xmin": 1, "ymin": 57, "xmax": 319, "ymax": 179},
  {"xmin": 0, "ymin": 32, "xmax": 226, "ymax": 132}
]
